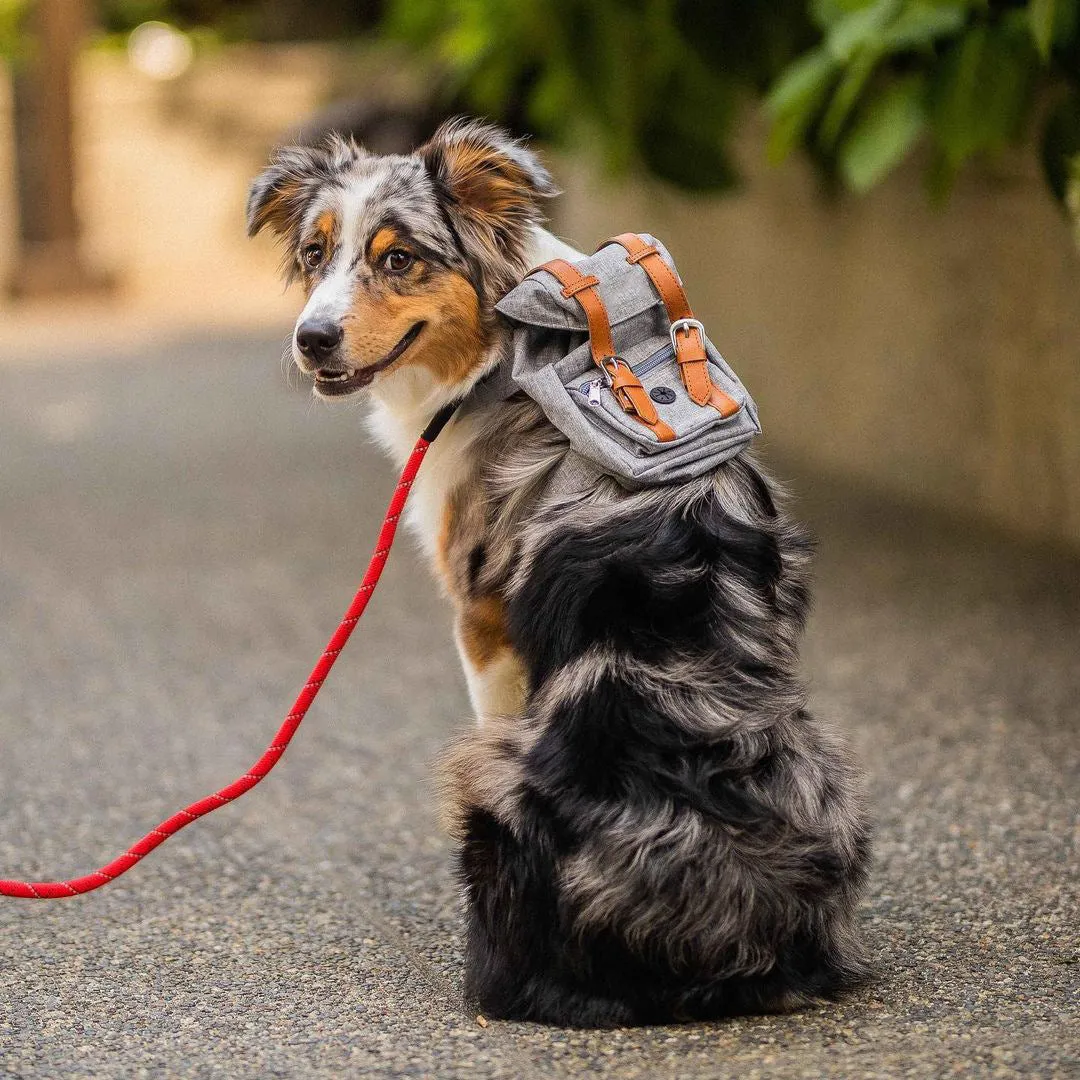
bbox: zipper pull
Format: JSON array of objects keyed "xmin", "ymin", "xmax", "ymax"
[{"xmin": 586, "ymin": 378, "xmax": 604, "ymax": 407}]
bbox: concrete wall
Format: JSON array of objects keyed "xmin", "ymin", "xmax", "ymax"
[{"xmin": 552, "ymin": 126, "xmax": 1080, "ymax": 551}]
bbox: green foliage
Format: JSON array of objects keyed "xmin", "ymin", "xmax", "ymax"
[
  {"xmin": 771, "ymin": 1, "xmax": 1075, "ymax": 200},
  {"xmin": 839, "ymin": 73, "xmax": 926, "ymax": 191},
  {"xmin": 383, "ymin": 0, "xmax": 817, "ymax": 192},
  {"xmin": 384, "ymin": 0, "xmax": 1080, "ymax": 227},
  {"xmin": 768, "ymin": 0, "xmax": 1079, "ymax": 213},
  {"xmin": 6, "ymin": 0, "xmax": 1075, "ymax": 227},
  {"xmin": 0, "ymin": 0, "xmax": 30, "ymax": 64}
]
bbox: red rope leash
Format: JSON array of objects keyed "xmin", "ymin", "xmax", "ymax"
[{"xmin": 0, "ymin": 405, "xmax": 456, "ymax": 900}]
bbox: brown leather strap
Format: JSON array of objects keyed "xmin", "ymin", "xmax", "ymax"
[
  {"xmin": 707, "ymin": 384, "xmax": 740, "ymax": 418},
  {"xmin": 535, "ymin": 259, "xmax": 615, "ymax": 370},
  {"xmin": 606, "ymin": 359, "xmax": 669, "ymax": 433},
  {"xmin": 602, "ymin": 233, "xmax": 739, "ymax": 417},
  {"xmin": 532, "ymin": 260, "xmax": 676, "ymax": 443}
]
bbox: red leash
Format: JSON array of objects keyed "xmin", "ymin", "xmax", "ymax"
[{"xmin": 0, "ymin": 405, "xmax": 457, "ymax": 899}]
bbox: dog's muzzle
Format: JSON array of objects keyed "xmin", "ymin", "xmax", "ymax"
[{"xmin": 299, "ymin": 321, "xmax": 426, "ymax": 397}]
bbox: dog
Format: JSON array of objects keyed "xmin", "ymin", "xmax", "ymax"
[{"xmin": 247, "ymin": 118, "xmax": 872, "ymax": 1027}]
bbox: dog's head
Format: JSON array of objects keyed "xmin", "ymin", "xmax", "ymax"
[{"xmin": 247, "ymin": 118, "xmax": 557, "ymax": 399}]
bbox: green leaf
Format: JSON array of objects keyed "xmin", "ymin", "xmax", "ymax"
[
  {"xmin": 928, "ymin": 23, "xmax": 1036, "ymax": 168},
  {"xmin": 818, "ymin": 45, "xmax": 881, "ymax": 148},
  {"xmin": 881, "ymin": 3, "xmax": 968, "ymax": 51},
  {"xmin": 767, "ymin": 46, "xmax": 839, "ymax": 115},
  {"xmin": 766, "ymin": 46, "xmax": 841, "ymax": 163},
  {"xmin": 825, "ymin": 0, "xmax": 902, "ymax": 60},
  {"xmin": 839, "ymin": 74, "xmax": 927, "ymax": 191},
  {"xmin": 811, "ymin": 0, "xmax": 881, "ymax": 31},
  {"xmin": 1030, "ymin": 0, "xmax": 1057, "ymax": 59}
]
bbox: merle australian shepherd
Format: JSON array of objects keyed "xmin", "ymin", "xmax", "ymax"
[{"xmin": 247, "ymin": 118, "xmax": 872, "ymax": 1027}]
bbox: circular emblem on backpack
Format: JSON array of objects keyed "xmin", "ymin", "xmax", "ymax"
[{"xmin": 650, "ymin": 386, "xmax": 676, "ymax": 405}]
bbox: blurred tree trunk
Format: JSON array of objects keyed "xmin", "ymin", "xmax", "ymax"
[{"xmin": 7, "ymin": 0, "xmax": 110, "ymax": 298}]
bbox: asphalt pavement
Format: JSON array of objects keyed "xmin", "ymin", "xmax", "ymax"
[{"xmin": 0, "ymin": 334, "xmax": 1076, "ymax": 1078}]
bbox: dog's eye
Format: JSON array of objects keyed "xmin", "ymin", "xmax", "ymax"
[
  {"xmin": 302, "ymin": 244, "xmax": 323, "ymax": 270},
  {"xmin": 383, "ymin": 249, "xmax": 414, "ymax": 273}
]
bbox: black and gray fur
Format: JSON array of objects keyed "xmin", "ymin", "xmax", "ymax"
[{"xmin": 441, "ymin": 403, "xmax": 872, "ymax": 1027}]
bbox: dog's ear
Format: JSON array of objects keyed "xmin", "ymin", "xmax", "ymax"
[
  {"xmin": 246, "ymin": 136, "xmax": 358, "ymax": 242},
  {"xmin": 419, "ymin": 118, "xmax": 558, "ymax": 264}
]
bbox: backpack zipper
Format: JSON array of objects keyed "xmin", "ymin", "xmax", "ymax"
[
  {"xmin": 632, "ymin": 342, "xmax": 675, "ymax": 378},
  {"xmin": 579, "ymin": 378, "xmax": 604, "ymax": 406},
  {"xmin": 576, "ymin": 345, "xmax": 678, "ymax": 407}
]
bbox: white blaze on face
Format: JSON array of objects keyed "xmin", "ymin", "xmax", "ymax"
[{"xmin": 292, "ymin": 173, "xmax": 379, "ymax": 370}]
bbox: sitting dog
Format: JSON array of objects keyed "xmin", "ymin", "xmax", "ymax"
[{"xmin": 248, "ymin": 118, "xmax": 872, "ymax": 1027}]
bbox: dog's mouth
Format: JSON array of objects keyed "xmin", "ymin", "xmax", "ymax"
[{"xmin": 312, "ymin": 322, "xmax": 425, "ymax": 397}]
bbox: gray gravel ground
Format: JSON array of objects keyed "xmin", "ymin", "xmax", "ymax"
[{"xmin": 0, "ymin": 334, "xmax": 1076, "ymax": 1079}]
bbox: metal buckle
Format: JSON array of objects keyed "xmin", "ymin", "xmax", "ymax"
[
  {"xmin": 600, "ymin": 356, "xmax": 630, "ymax": 382},
  {"xmin": 669, "ymin": 317, "xmax": 705, "ymax": 353}
]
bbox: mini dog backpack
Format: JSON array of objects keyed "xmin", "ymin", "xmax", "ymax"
[{"xmin": 492, "ymin": 233, "xmax": 761, "ymax": 488}]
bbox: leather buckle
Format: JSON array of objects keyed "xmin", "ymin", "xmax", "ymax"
[
  {"xmin": 601, "ymin": 357, "xmax": 639, "ymax": 415},
  {"xmin": 670, "ymin": 317, "xmax": 706, "ymax": 354}
]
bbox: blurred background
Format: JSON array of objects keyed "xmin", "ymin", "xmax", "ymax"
[
  {"xmin": 1, "ymin": 0, "xmax": 1079, "ymax": 545},
  {"xmin": 1, "ymin": 6, "xmax": 1078, "ymax": 1074}
]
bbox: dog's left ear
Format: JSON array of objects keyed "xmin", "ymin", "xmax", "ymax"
[{"xmin": 420, "ymin": 118, "xmax": 558, "ymax": 262}]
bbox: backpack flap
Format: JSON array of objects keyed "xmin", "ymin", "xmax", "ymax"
[{"xmin": 498, "ymin": 236, "xmax": 671, "ymax": 331}]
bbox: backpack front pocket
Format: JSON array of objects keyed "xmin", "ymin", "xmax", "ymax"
[{"xmin": 565, "ymin": 339, "xmax": 746, "ymax": 456}]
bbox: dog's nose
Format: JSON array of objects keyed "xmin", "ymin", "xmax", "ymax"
[{"xmin": 296, "ymin": 320, "xmax": 343, "ymax": 364}]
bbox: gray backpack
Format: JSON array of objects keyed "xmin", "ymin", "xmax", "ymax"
[{"xmin": 491, "ymin": 233, "xmax": 760, "ymax": 488}]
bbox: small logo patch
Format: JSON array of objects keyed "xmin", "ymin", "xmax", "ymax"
[{"xmin": 650, "ymin": 386, "xmax": 676, "ymax": 404}]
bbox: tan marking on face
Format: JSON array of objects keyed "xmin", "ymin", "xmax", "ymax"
[
  {"xmin": 341, "ymin": 268, "xmax": 486, "ymax": 385},
  {"xmin": 295, "ymin": 208, "xmax": 339, "ymax": 295},
  {"xmin": 458, "ymin": 594, "xmax": 510, "ymax": 671},
  {"xmin": 369, "ymin": 227, "xmax": 400, "ymax": 263},
  {"xmin": 414, "ymin": 271, "xmax": 486, "ymax": 384},
  {"xmin": 313, "ymin": 209, "xmax": 337, "ymax": 241}
]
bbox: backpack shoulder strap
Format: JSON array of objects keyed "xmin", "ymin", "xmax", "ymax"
[
  {"xmin": 600, "ymin": 234, "xmax": 738, "ymax": 418},
  {"xmin": 531, "ymin": 259, "xmax": 616, "ymax": 370}
]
